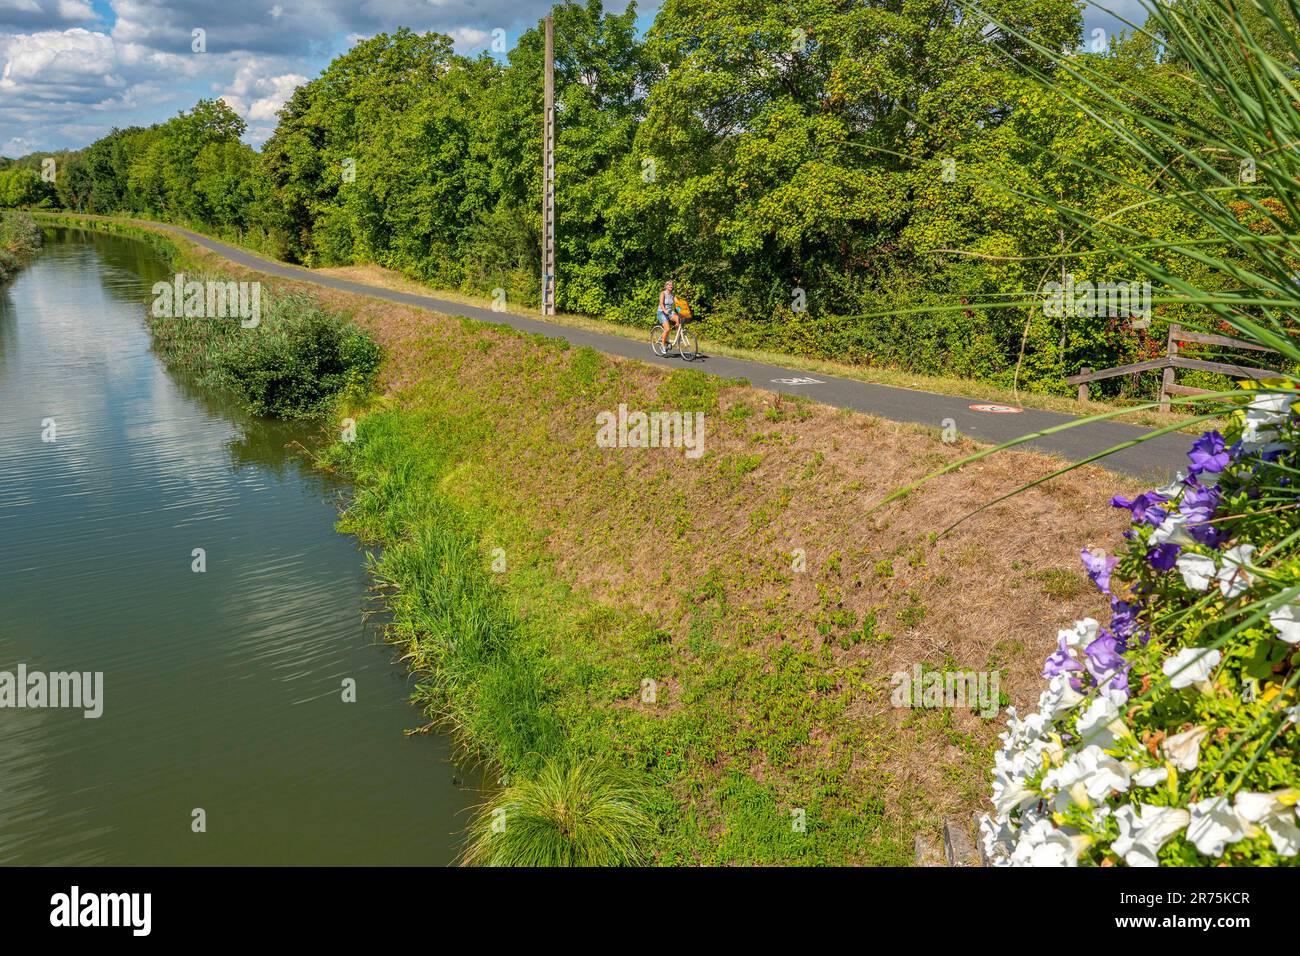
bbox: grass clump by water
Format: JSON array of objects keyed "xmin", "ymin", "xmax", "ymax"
[
  {"xmin": 0, "ymin": 211, "xmax": 42, "ymax": 283},
  {"xmin": 148, "ymin": 288, "xmax": 380, "ymax": 419},
  {"xmin": 462, "ymin": 759, "xmax": 655, "ymax": 867}
]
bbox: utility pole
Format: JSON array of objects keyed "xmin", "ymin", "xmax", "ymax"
[{"xmin": 541, "ymin": 15, "xmax": 556, "ymax": 316}]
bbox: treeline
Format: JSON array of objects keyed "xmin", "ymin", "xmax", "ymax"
[{"xmin": 7, "ymin": 0, "xmax": 1274, "ymax": 395}]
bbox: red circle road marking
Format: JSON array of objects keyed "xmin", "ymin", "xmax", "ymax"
[{"xmin": 968, "ymin": 403, "xmax": 1023, "ymax": 413}]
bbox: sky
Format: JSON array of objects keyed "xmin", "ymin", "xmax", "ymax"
[{"xmin": 0, "ymin": 0, "xmax": 1144, "ymax": 158}]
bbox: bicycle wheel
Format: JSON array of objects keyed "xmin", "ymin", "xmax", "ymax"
[
  {"xmin": 678, "ymin": 326, "xmax": 697, "ymax": 361},
  {"xmin": 650, "ymin": 323, "xmax": 668, "ymax": 356}
]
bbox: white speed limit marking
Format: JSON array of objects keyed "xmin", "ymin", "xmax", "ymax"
[
  {"xmin": 772, "ymin": 377, "xmax": 824, "ymax": 385},
  {"xmin": 968, "ymin": 403, "xmax": 1023, "ymax": 413}
]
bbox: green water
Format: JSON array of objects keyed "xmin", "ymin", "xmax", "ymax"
[{"xmin": 0, "ymin": 228, "xmax": 477, "ymax": 865}]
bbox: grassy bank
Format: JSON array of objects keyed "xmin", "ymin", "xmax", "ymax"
[
  {"xmin": 297, "ymin": 288, "xmax": 1140, "ymax": 864},
  {"xmin": 65, "ymin": 219, "xmax": 1141, "ymax": 864}
]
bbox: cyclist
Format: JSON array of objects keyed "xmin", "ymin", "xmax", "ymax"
[{"xmin": 657, "ymin": 281, "xmax": 680, "ymax": 351}]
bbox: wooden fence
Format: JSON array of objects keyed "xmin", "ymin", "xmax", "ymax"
[{"xmin": 1064, "ymin": 323, "xmax": 1283, "ymax": 411}]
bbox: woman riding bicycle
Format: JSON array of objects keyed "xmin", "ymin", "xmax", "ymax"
[{"xmin": 657, "ymin": 280, "xmax": 680, "ymax": 351}]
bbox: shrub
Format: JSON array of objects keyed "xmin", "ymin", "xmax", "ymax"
[
  {"xmin": 148, "ymin": 285, "xmax": 381, "ymax": 419},
  {"xmin": 214, "ymin": 296, "xmax": 381, "ymax": 418}
]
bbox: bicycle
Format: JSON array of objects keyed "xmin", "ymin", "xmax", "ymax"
[{"xmin": 650, "ymin": 315, "xmax": 698, "ymax": 361}]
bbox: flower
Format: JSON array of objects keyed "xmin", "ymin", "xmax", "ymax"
[
  {"xmin": 1132, "ymin": 766, "xmax": 1169, "ymax": 787},
  {"xmin": 1147, "ymin": 543, "xmax": 1180, "ymax": 571},
  {"xmin": 1188, "ymin": 431, "xmax": 1229, "ymax": 475},
  {"xmin": 1081, "ymin": 548, "xmax": 1117, "ymax": 595},
  {"xmin": 1268, "ymin": 602, "xmax": 1300, "ymax": 644},
  {"xmin": 1178, "ymin": 481, "xmax": 1223, "ymax": 547},
  {"xmin": 1084, "ymin": 633, "xmax": 1128, "ymax": 691},
  {"xmin": 1111, "ymin": 491, "xmax": 1169, "ymax": 526},
  {"xmin": 1149, "ymin": 511, "xmax": 1195, "ymax": 547},
  {"xmin": 1009, "ymin": 819, "xmax": 1085, "ymax": 867},
  {"xmin": 1176, "ymin": 552, "xmax": 1217, "ymax": 591},
  {"xmin": 1187, "ymin": 796, "xmax": 1246, "ymax": 857},
  {"xmin": 1037, "ymin": 674, "xmax": 1085, "ymax": 723},
  {"xmin": 1234, "ymin": 790, "xmax": 1300, "ymax": 857},
  {"xmin": 1112, "ymin": 804, "xmax": 1190, "ymax": 866},
  {"xmin": 1108, "ymin": 599, "xmax": 1144, "ymax": 645},
  {"xmin": 1076, "ymin": 690, "xmax": 1130, "ymax": 748},
  {"xmin": 1162, "ymin": 647, "xmax": 1221, "ymax": 689},
  {"xmin": 1163, "ymin": 725, "xmax": 1209, "ymax": 771},
  {"xmin": 1042, "ymin": 619, "xmax": 1097, "ymax": 680},
  {"xmin": 1241, "ymin": 391, "xmax": 1293, "ymax": 447},
  {"xmin": 1215, "ymin": 544, "xmax": 1256, "ymax": 599}
]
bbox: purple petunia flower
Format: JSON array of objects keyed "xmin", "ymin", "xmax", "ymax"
[
  {"xmin": 1085, "ymin": 633, "xmax": 1129, "ymax": 691},
  {"xmin": 1147, "ymin": 542, "xmax": 1180, "ymax": 571},
  {"xmin": 1080, "ymin": 548, "xmax": 1118, "ymax": 595},
  {"xmin": 1178, "ymin": 479, "xmax": 1223, "ymax": 547},
  {"xmin": 1109, "ymin": 598, "xmax": 1145, "ymax": 646},
  {"xmin": 1043, "ymin": 636, "xmax": 1085, "ymax": 680},
  {"xmin": 1188, "ymin": 431, "xmax": 1229, "ymax": 475},
  {"xmin": 1111, "ymin": 491, "xmax": 1170, "ymax": 527}
]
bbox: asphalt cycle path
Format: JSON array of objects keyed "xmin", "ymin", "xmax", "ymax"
[{"xmin": 159, "ymin": 221, "xmax": 1192, "ymax": 482}]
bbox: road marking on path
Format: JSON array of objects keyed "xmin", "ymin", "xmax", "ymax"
[
  {"xmin": 968, "ymin": 403, "xmax": 1023, "ymax": 413},
  {"xmin": 772, "ymin": 377, "xmax": 824, "ymax": 385}
]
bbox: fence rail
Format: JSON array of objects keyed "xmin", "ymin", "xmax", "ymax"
[{"xmin": 1064, "ymin": 323, "xmax": 1283, "ymax": 411}]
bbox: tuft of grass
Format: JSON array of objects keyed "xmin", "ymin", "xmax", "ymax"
[
  {"xmin": 1028, "ymin": 567, "xmax": 1087, "ymax": 601},
  {"xmin": 462, "ymin": 758, "xmax": 656, "ymax": 867}
]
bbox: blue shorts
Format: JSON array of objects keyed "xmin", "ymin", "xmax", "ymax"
[{"xmin": 657, "ymin": 310, "xmax": 672, "ymax": 326}]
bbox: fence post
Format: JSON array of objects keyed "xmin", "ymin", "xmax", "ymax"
[
  {"xmin": 1160, "ymin": 324, "xmax": 1180, "ymax": 413},
  {"xmin": 1078, "ymin": 368, "xmax": 1091, "ymax": 403}
]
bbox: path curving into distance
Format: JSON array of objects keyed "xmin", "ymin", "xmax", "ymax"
[{"xmin": 152, "ymin": 220, "xmax": 1190, "ymax": 480}]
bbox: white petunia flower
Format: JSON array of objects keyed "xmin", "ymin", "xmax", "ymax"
[
  {"xmin": 1112, "ymin": 804, "xmax": 1190, "ymax": 867},
  {"xmin": 1042, "ymin": 745, "xmax": 1132, "ymax": 813},
  {"xmin": 1058, "ymin": 619, "xmax": 1100, "ymax": 656},
  {"xmin": 1163, "ymin": 725, "xmax": 1209, "ymax": 771},
  {"xmin": 1216, "ymin": 544, "xmax": 1256, "ymax": 599},
  {"xmin": 1155, "ymin": 472, "xmax": 1187, "ymax": 497},
  {"xmin": 1268, "ymin": 602, "xmax": 1300, "ymax": 644},
  {"xmin": 1038, "ymin": 674, "xmax": 1085, "ymax": 723},
  {"xmin": 1234, "ymin": 790, "xmax": 1300, "ymax": 857},
  {"xmin": 1076, "ymin": 689, "xmax": 1130, "ymax": 748},
  {"xmin": 1150, "ymin": 512, "xmax": 1195, "ymax": 547},
  {"xmin": 1241, "ymin": 391, "xmax": 1293, "ymax": 447},
  {"xmin": 1176, "ymin": 553, "xmax": 1217, "ymax": 591},
  {"xmin": 1187, "ymin": 796, "xmax": 1246, "ymax": 857},
  {"xmin": 1010, "ymin": 819, "xmax": 1085, "ymax": 867},
  {"xmin": 1077, "ymin": 747, "xmax": 1132, "ymax": 801},
  {"xmin": 1132, "ymin": 766, "xmax": 1170, "ymax": 788},
  {"xmin": 1163, "ymin": 647, "xmax": 1221, "ymax": 689}
]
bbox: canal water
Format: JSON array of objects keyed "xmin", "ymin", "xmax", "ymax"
[{"xmin": 0, "ymin": 228, "xmax": 477, "ymax": 864}]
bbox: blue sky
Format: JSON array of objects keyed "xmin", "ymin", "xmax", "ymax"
[{"xmin": 0, "ymin": 1, "xmax": 1144, "ymax": 158}]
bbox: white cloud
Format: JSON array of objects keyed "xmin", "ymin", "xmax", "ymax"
[{"xmin": 219, "ymin": 58, "xmax": 306, "ymax": 141}]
